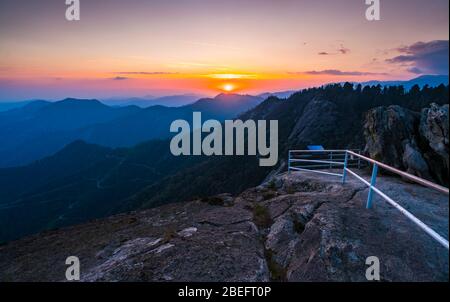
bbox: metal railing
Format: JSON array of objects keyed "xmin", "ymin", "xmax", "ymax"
[
  {"xmin": 288, "ymin": 149, "xmax": 364, "ymax": 176},
  {"xmin": 288, "ymin": 149, "xmax": 449, "ymax": 250}
]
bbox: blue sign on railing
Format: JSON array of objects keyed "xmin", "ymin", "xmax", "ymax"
[{"xmin": 307, "ymin": 145, "xmax": 324, "ymax": 151}]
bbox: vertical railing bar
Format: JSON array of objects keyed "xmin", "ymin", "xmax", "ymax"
[
  {"xmin": 366, "ymin": 163, "xmax": 378, "ymax": 209},
  {"xmin": 358, "ymin": 150, "xmax": 361, "ymax": 169},
  {"xmin": 288, "ymin": 150, "xmax": 291, "ymax": 174},
  {"xmin": 342, "ymin": 151, "xmax": 348, "ymax": 184},
  {"xmin": 329, "ymin": 151, "xmax": 333, "ymax": 169}
]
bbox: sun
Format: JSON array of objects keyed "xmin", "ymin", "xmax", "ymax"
[{"xmin": 222, "ymin": 83, "xmax": 235, "ymax": 92}]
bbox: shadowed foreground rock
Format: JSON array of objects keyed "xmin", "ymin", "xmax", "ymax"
[{"xmin": 0, "ymin": 171, "xmax": 448, "ymax": 282}]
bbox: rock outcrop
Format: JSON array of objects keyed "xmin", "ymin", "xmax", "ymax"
[
  {"xmin": 364, "ymin": 103, "xmax": 449, "ymax": 185},
  {"xmin": 288, "ymin": 98, "xmax": 340, "ymax": 146},
  {"xmin": 419, "ymin": 104, "xmax": 449, "ymax": 184},
  {"xmin": 0, "ymin": 171, "xmax": 447, "ymax": 282}
]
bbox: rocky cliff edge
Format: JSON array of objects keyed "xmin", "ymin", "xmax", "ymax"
[{"xmin": 0, "ymin": 171, "xmax": 448, "ymax": 282}]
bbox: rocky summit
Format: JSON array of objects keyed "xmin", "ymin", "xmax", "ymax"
[{"xmin": 0, "ymin": 170, "xmax": 447, "ymax": 282}]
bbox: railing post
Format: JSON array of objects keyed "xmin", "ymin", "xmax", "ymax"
[
  {"xmin": 357, "ymin": 150, "xmax": 361, "ymax": 169},
  {"xmin": 342, "ymin": 151, "xmax": 348, "ymax": 184},
  {"xmin": 329, "ymin": 152, "xmax": 333, "ymax": 169},
  {"xmin": 366, "ymin": 163, "xmax": 378, "ymax": 209},
  {"xmin": 288, "ymin": 151, "xmax": 291, "ymax": 174}
]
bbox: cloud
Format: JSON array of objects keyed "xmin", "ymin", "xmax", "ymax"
[
  {"xmin": 293, "ymin": 70, "xmax": 387, "ymax": 76},
  {"xmin": 115, "ymin": 71, "xmax": 179, "ymax": 75},
  {"xmin": 386, "ymin": 40, "xmax": 449, "ymax": 75},
  {"xmin": 338, "ymin": 45, "xmax": 350, "ymax": 55},
  {"xmin": 318, "ymin": 44, "xmax": 351, "ymax": 56},
  {"xmin": 407, "ymin": 67, "xmax": 423, "ymax": 75},
  {"xmin": 111, "ymin": 76, "xmax": 129, "ymax": 80}
]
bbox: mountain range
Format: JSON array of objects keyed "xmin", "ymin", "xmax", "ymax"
[
  {"xmin": 100, "ymin": 94, "xmax": 205, "ymax": 108},
  {"xmin": 0, "ymin": 82, "xmax": 447, "ymax": 243},
  {"xmin": 358, "ymin": 74, "xmax": 449, "ymax": 90},
  {"xmin": 0, "ymin": 93, "xmax": 263, "ymax": 168},
  {"xmin": 0, "ymin": 101, "xmax": 34, "ymax": 112}
]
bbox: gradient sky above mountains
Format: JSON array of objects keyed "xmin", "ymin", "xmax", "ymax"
[{"xmin": 0, "ymin": 0, "xmax": 448, "ymax": 101}]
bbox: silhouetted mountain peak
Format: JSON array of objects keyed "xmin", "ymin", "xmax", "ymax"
[
  {"xmin": 214, "ymin": 92, "xmax": 240, "ymax": 98},
  {"xmin": 186, "ymin": 94, "xmax": 263, "ymax": 117},
  {"xmin": 22, "ymin": 100, "xmax": 51, "ymax": 109},
  {"xmin": 56, "ymin": 98, "xmax": 106, "ymax": 108},
  {"xmin": 214, "ymin": 93, "xmax": 255, "ymax": 102}
]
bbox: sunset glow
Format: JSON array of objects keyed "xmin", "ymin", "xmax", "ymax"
[
  {"xmin": 222, "ymin": 83, "xmax": 236, "ymax": 92},
  {"xmin": 208, "ymin": 74, "xmax": 257, "ymax": 80},
  {"xmin": 0, "ymin": 0, "xmax": 448, "ymax": 101}
]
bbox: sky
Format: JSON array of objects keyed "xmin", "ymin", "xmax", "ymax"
[{"xmin": 0, "ymin": 0, "xmax": 448, "ymax": 101}]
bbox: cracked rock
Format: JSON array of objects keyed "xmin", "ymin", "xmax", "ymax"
[{"xmin": 0, "ymin": 171, "xmax": 447, "ymax": 282}]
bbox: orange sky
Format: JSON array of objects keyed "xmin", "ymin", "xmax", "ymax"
[{"xmin": 0, "ymin": 0, "xmax": 448, "ymax": 100}]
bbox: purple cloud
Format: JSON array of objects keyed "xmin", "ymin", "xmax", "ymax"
[
  {"xmin": 338, "ymin": 45, "xmax": 350, "ymax": 55},
  {"xmin": 386, "ymin": 40, "xmax": 449, "ymax": 75},
  {"xmin": 295, "ymin": 70, "xmax": 387, "ymax": 76},
  {"xmin": 318, "ymin": 44, "xmax": 351, "ymax": 56},
  {"xmin": 115, "ymin": 71, "xmax": 179, "ymax": 75},
  {"xmin": 111, "ymin": 76, "xmax": 129, "ymax": 80},
  {"xmin": 407, "ymin": 67, "xmax": 423, "ymax": 75}
]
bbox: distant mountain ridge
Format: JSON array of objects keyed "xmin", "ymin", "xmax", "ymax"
[
  {"xmin": 257, "ymin": 90, "xmax": 296, "ymax": 99},
  {"xmin": 0, "ymin": 94, "xmax": 263, "ymax": 168},
  {"xmin": 357, "ymin": 75, "xmax": 449, "ymax": 90},
  {"xmin": 0, "ymin": 101, "xmax": 32, "ymax": 112},
  {"xmin": 100, "ymin": 94, "xmax": 205, "ymax": 108}
]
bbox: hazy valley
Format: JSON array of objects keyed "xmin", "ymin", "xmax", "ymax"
[{"xmin": 0, "ymin": 78, "xmax": 448, "ymax": 243}]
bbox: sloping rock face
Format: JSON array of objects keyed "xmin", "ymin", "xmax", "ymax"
[
  {"xmin": 0, "ymin": 197, "xmax": 268, "ymax": 282},
  {"xmin": 364, "ymin": 104, "xmax": 449, "ymax": 185},
  {"xmin": 0, "ymin": 172, "xmax": 448, "ymax": 282},
  {"xmin": 287, "ymin": 97, "xmax": 362, "ymax": 150},
  {"xmin": 288, "ymin": 98, "xmax": 340, "ymax": 146},
  {"xmin": 256, "ymin": 173, "xmax": 448, "ymax": 281},
  {"xmin": 419, "ymin": 104, "xmax": 449, "ymax": 185}
]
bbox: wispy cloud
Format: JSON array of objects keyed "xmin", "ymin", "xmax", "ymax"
[
  {"xmin": 168, "ymin": 61, "xmax": 232, "ymax": 71},
  {"xmin": 207, "ymin": 73, "xmax": 257, "ymax": 79},
  {"xmin": 407, "ymin": 67, "xmax": 423, "ymax": 75},
  {"xmin": 111, "ymin": 76, "xmax": 129, "ymax": 80},
  {"xmin": 338, "ymin": 45, "xmax": 350, "ymax": 55},
  {"xmin": 291, "ymin": 70, "xmax": 388, "ymax": 76},
  {"xmin": 115, "ymin": 71, "xmax": 179, "ymax": 75},
  {"xmin": 386, "ymin": 40, "xmax": 449, "ymax": 75},
  {"xmin": 318, "ymin": 44, "xmax": 351, "ymax": 56}
]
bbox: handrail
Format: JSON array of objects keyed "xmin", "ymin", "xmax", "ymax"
[
  {"xmin": 346, "ymin": 150, "xmax": 449, "ymax": 195},
  {"xmin": 288, "ymin": 149, "xmax": 363, "ymax": 173},
  {"xmin": 290, "ymin": 167, "xmax": 343, "ymax": 177},
  {"xmin": 344, "ymin": 167, "xmax": 449, "ymax": 249},
  {"xmin": 289, "ymin": 159, "xmax": 345, "ymax": 165},
  {"xmin": 290, "ymin": 149, "xmax": 350, "ymax": 153},
  {"xmin": 288, "ymin": 149, "xmax": 449, "ymax": 250}
]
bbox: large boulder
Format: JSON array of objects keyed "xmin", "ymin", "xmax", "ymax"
[
  {"xmin": 364, "ymin": 104, "xmax": 448, "ymax": 185},
  {"xmin": 363, "ymin": 105, "xmax": 429, "ymax": 176},
  {"xmin": 419, "ymin": 104, "xmax": 449, "ymax": 184}
]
